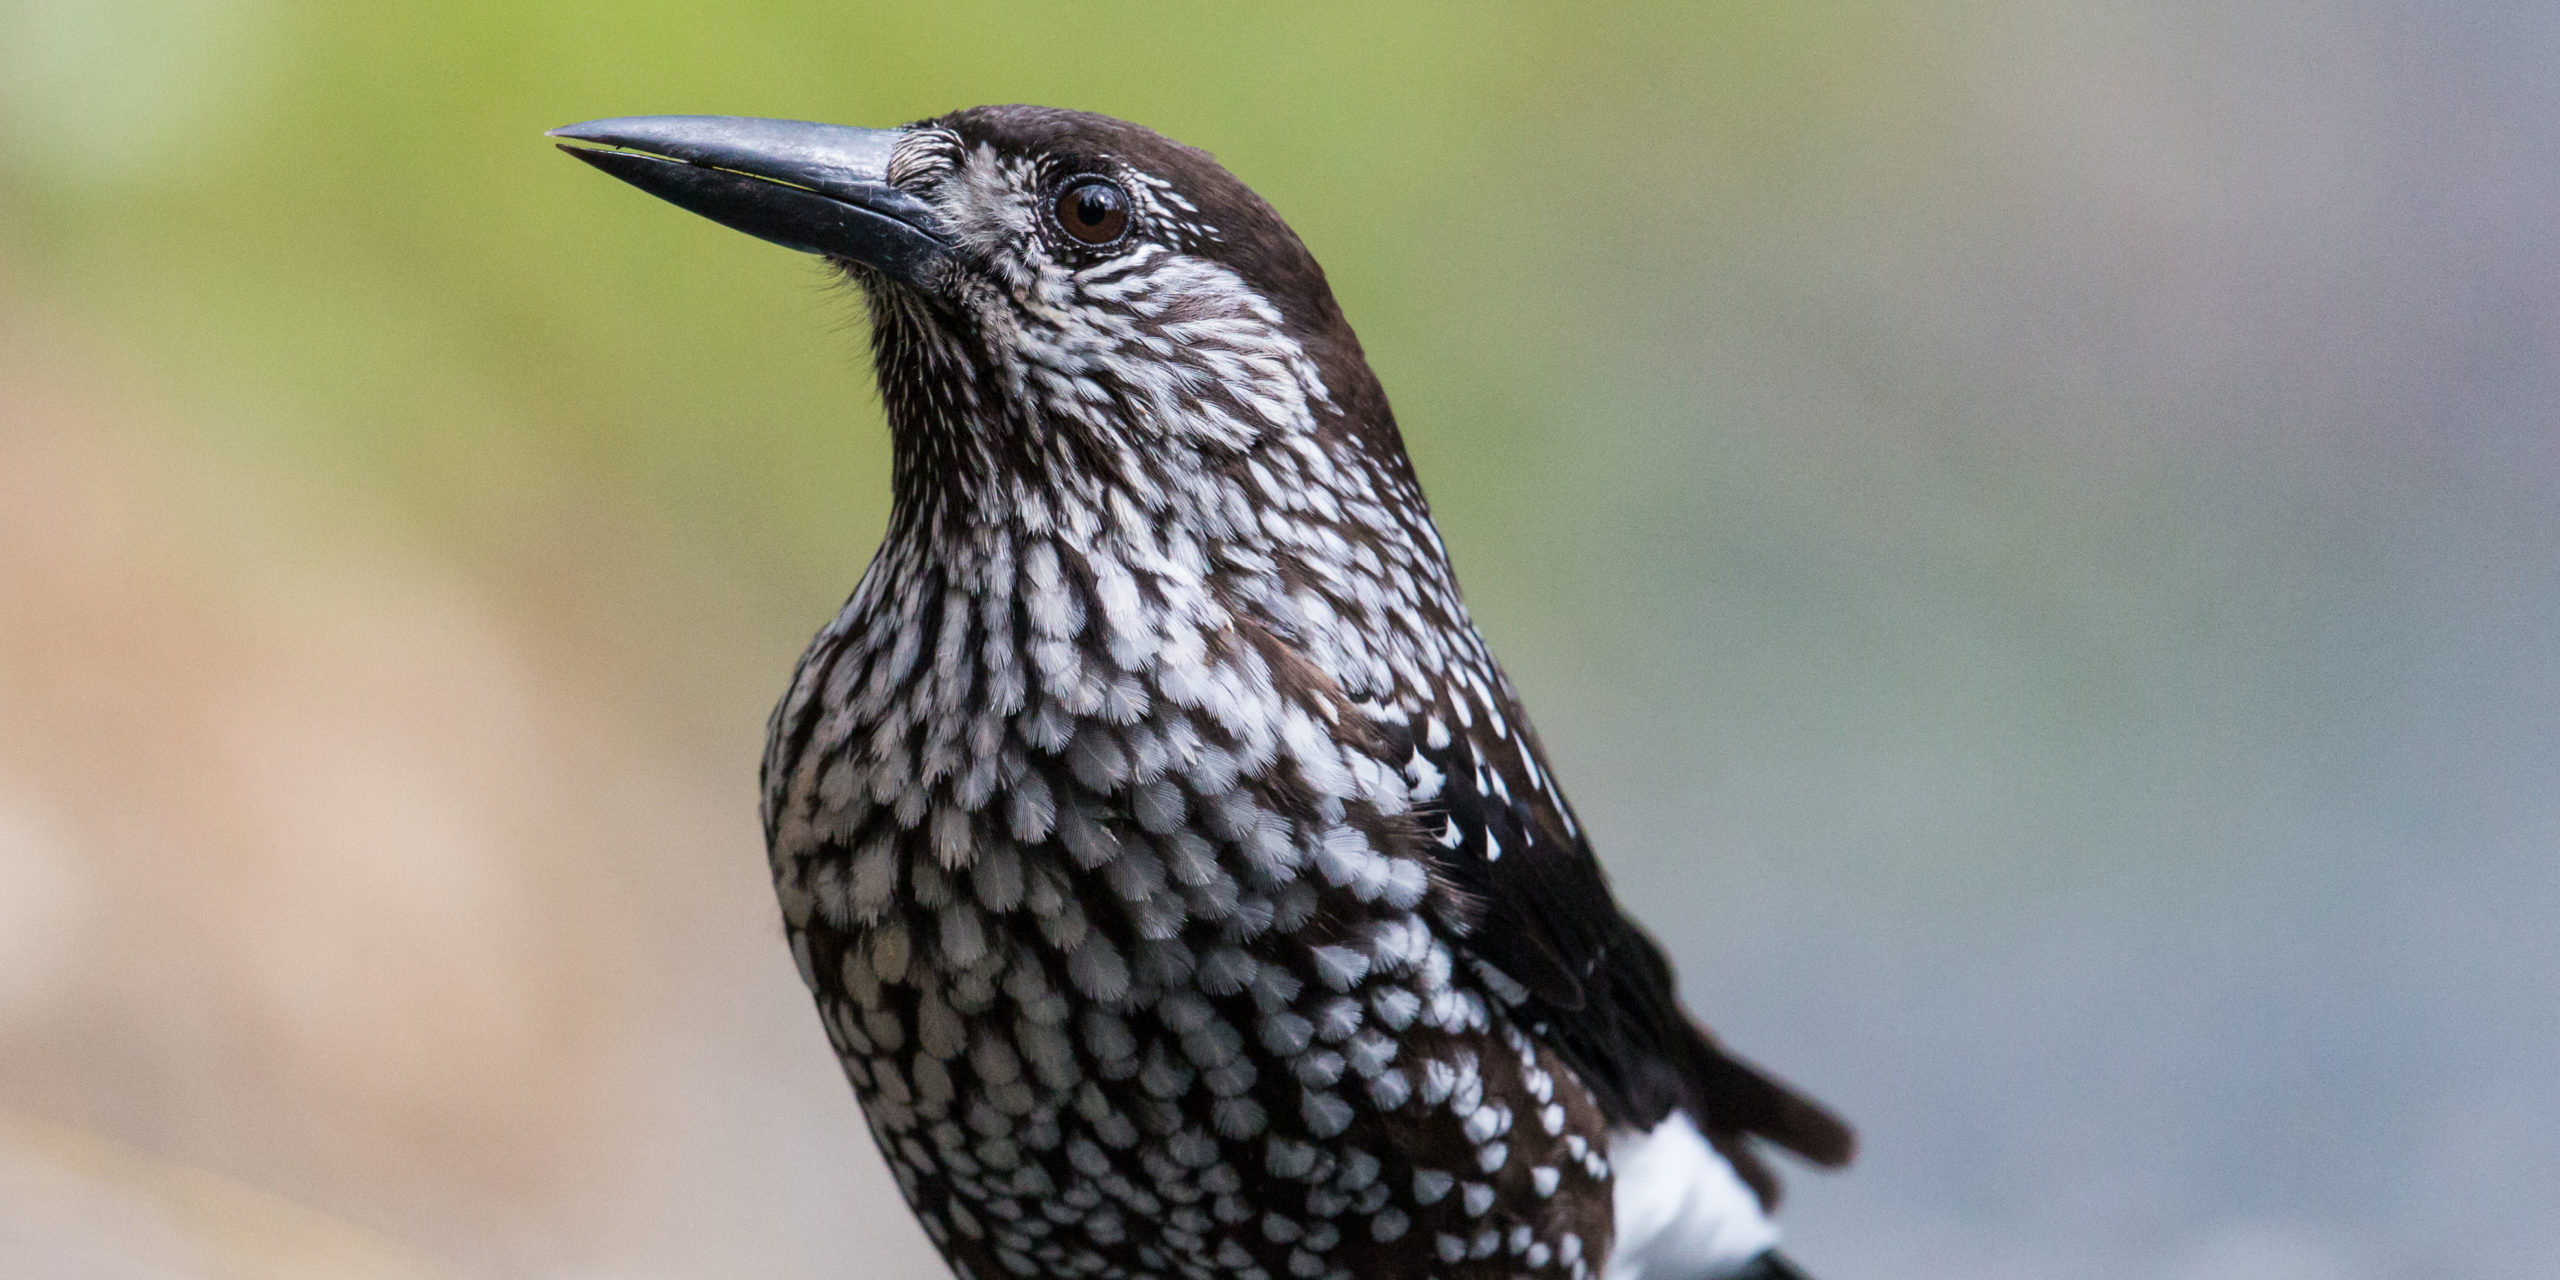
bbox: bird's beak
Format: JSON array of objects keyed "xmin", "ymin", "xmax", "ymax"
[{"xmin": 549, "ymin": 115, "xmax": 952, "ymax": 285}]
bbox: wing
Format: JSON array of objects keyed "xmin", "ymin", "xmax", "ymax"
[{"xmin": 1396, "ymin": 672, "xmax": 1856, "ymax": 1204}]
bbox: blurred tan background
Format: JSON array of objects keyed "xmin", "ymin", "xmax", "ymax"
[{"xmin": 4, "ymin": 3, "xmax": 2556, "ymax": 1278}]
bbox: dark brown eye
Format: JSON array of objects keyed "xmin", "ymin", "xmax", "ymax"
[{"xmin": 1055, "ymin": 178, "xmax": 1130, "ymax": 245}]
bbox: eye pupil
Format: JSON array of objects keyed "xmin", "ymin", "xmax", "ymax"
[{"xmin": 1056, "ymin": 179, "xmax": 1129, "ymax": 245}]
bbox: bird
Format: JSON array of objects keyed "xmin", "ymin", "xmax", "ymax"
[{"xmin": 552, "ymin": 106, "xmax": 1854, "ymax": 1280}]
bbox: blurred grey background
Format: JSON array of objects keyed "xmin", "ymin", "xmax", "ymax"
[{"xmin": 1, "ymin": 2, "xmax": 2553, "ymax": 1278}]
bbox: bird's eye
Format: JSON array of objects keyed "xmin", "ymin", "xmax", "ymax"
[{"xmin": 1054, "ymin": 178, "xmax": 1130, "ymax": 245}]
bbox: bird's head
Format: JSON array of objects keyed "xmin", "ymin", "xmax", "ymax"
[{"xmin": 555, "ymin": 107, "xmax": 1395, "ymax": 514}]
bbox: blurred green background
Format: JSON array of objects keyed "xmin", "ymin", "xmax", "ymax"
[{"xmin": 3, "ymin": 2, "xmax": 2555, "ymax": 1277}]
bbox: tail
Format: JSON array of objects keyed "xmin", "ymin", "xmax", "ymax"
[
  {"xmin": 1730, "ymin": 1251, "xmax": 1816, "ymax": 1280},
  {"xmin": 1607, "ymin": 916, "xmax": 1855, "ymax": 1206},
  {"xmin": 1685, "ymin": 1032, "xmax": 1856, "ymax": 1208}
]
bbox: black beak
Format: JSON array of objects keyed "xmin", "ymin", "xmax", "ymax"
[{"xmin": 550, "ymin": 115, "xmax": 951, "ymax": 284}]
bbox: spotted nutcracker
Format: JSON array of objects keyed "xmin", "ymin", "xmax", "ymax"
[{"xmin": 553, "ymin": 107, "xmax": 1854, "ymax": 1280}]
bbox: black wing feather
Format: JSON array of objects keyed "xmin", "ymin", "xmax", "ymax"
[{"xmin": 1404, "ymin": 679, "xmax": 1856, "ymax": 1200}]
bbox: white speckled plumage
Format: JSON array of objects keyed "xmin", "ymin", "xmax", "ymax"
[{"xmin": 544, "ymin": 103, "xmax": 1871, "ymax": 1280}]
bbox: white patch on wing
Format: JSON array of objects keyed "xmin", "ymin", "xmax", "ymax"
[{"xmin": 1604, "ymin": 1111, "xmax": 1777, "ymax": 1280}]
